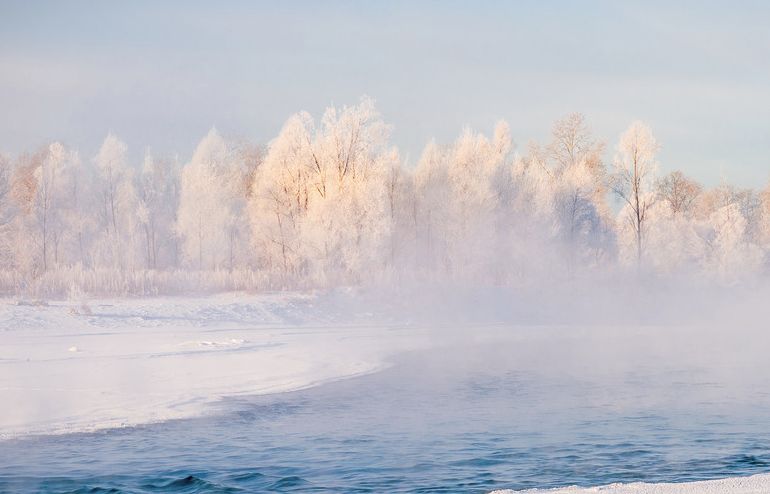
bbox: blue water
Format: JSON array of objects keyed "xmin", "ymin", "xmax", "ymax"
[{"xmin": 2, "ymin": 338, "xmax": 770, "ymax": 493}]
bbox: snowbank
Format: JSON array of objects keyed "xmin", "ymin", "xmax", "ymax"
[
  {"xmin": 491, "ymin": 474, "xmax": 770, "ymax": 493},
  {"xmin": 0, "ymin": 291, "xmax": 429, "ymax": 438}
]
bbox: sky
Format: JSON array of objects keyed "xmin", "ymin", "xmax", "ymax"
[{"xmin": 1, "ymin": 0, "xmax": 769, "ymax": 187}]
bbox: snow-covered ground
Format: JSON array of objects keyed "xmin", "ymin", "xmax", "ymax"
[
  {"xmin": 0, "ymin": 291, "xmax": 430, "ymax": 438},
  {"xmin": 491, "ymin": 473, "xmax": 770, "ymax": 493}
]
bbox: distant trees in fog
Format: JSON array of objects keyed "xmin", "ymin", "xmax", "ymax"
[{"xmin": 1, "ymin": 97, "xmax": 769, "ymax": 296}]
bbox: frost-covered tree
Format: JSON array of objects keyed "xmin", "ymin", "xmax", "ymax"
[
  {"xmin": 443, "ymin": 123, "xmax": 511, "ymax": 279},
  {"xmin": 9, "ymin": 143, "xmax": 78, "ymax": 273},
  {"xmin": 308, "ymin": 98, "xmax": 395, "ymax": 282},
  {"xmin": 411, "ymin": 123, "xmax": 522, "ymax": 282},
  {"xmin": 64, "ymin": 152, "xmax": 97, "ymax": 268},
  {"xmin": 695, "ymin": 183, "xmax": 763, "ymax": 247},
  {"xmin": 644, "ymin": 201, "xmax": 703, "ymax": 275},
  {"xmin": 250, "ymin": 98, "xmax": 395, "ymax": 285},
  {"xmin": 761, "ymin": 182, "xmax": 770, "ymax": 254},
  {"xmin": 38, "ymin": 143, "xmax": 77, "ymax": 270},
  {"xmin": 552, "ymin": 161, "xmax": 604, "ymax": 273},
  {"xmin": 413, "ymin": 140, "xmax": 450, "ymax": 274},
  {"xmin": 249, "ymin": 113, "xmax": 314, "ymax": 280},
  {"xmin": 93, "ymin": 134, "xmax": 139, "ymax": 269},
  {"xmin": 733, "ymin": 188, "xmax": 763, "ymax": 248},
  {"xmin": 701, "ymin": 203, "xmax": 763, "ymax": 282},
  {"xmin": 9, "ymin": 152, "xmax": 41, "ymax": 274},
  {"xmin": 385, "ymin": 160, "xmax": 415, "ymax": 270},
  {"xmin": 546, "ymin": 114, "xmax": 611, "ymax": 273},
  {"xmin": 0, "ymin": 154, "xmax": 13, "ymax": 268},
  {"xmin": 177, "ymin": 128, "xmax": 250, "ymax": 271},
  {"xmin": 508, "ymin": 146, "xmax": 559, "ymax": 278},
  {"xmin": 656, "ymin": 170, "xmax": 702, "ymax": 216},
  {"xmin": 548, "ymin": 113, "xmax": 604, "ymax": 174},
  {"xmin": 0, "ymin": 154, "xmax": 12, "ymax": 223},
  {"xmin": 137, "ymin": 150, "xmax": 179, "ymax": 269},
  {"xmin": 640, "ymin": 170, "xmax": 704, "ymax": 275},
  {"xmin": 610, "ymin": 122, "xmax": 659, "ymax": 268}
]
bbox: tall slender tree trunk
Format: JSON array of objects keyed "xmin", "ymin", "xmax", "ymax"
[
  {"xmin": 42, "ymin": 214, "xmax": 47, "ymax": 272},
  {"xmin": 198, "ymin": 215, "xmax": 203, "ymax": 271}
]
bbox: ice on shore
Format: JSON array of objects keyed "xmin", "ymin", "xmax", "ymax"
[{"xmin": 491, "ymin": 474, "xmax": 770, "ymax": 493}]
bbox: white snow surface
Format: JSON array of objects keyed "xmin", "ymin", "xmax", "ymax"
[
  {"xmin": 0, "ymin": 291, "xmax": 431, "ymax": 438},
  {"xmin": 490, "ymin": 473, "xmax": 770, "ymax": 493}
]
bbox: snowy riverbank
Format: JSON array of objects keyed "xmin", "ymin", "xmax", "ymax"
[
  {"xmin": 0, "ymin": 291, "xmax": 431, "ymax": 438},
  {"xmin": 492, "ymin": 473, "xmax": 770, "ymax": 493}
]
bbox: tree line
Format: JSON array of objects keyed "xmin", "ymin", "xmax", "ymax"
[{"xmin": 0, "ymin": 97, "xmax": 767, "ymax": 297}]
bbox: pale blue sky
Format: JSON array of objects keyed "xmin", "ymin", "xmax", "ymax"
[{"xmin": 1, "ymin": 1, "xmax": 768, "ymax": 187}]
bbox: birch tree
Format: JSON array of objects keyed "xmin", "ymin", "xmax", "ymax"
[
  {"xmin": 0, "ymin": 154, "xmax": 13, "ymax": 268},
  {"xmin": 610, "ymin": 121, "xmax": 659, "ymax": 268},
  {"xmin": 137, "ymin": 150, "xmax": 179, "ymax": 269},
  {"xmin": 656, "ymin": 170, "xmax": 702, "ymax": 216},
  {"xmin": 93, "ymin": 134, "xmax": 138, "ymax": 269},
  {"xmin": 10, "ymin": 143, "xmax": 76, "ymax": 272},
  {"xmin": 177, "ymin": 128, "xmax": 249, "ymax": 271}
]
